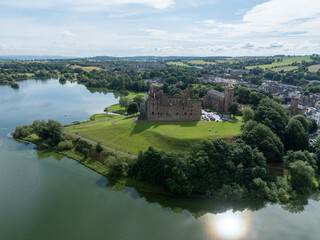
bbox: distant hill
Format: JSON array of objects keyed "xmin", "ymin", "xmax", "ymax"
[
  {"xmin": 0, "ymin": 55, "xmax": 73, "ymax": 60},
  {"xmin": 90, "ymin": 56, "xmax": 232, "ymax": 61}
]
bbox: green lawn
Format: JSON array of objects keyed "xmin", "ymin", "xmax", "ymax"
[
  {"xmin": 67, "ymin": 115, "xmax": 243, "ymax": 155},
  {"xmin": 126, "ymin": 91, "xmax": 146, "ymax": 98},
  {"xmin": 106, "ymin": 104, "xmax": 127, "ymax": 114},
  {"xmin": 104, "ymin": 92, "xmax": 146, "ymax": 114},
  {"xmin": 166, "ymin": 61, "xmax": 190, "ymax": 67},
  {"xmin": 90, "ymin": 113, "xmax": 119, "ymax": 121},
  {"xmin": 246, "ymin": 56, "xmax": 311, "ymax": 70}
]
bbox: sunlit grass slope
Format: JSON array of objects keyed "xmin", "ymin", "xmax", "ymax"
[{"xmin": 67, "ymin": 115, "xmax": 242, "ymax": 155}]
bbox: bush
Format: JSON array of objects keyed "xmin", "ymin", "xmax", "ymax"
[
  {"xmin": 57, "ymin": 140, "xmax": 73, "ymax": 151},
  {"xmin": 289, "ymin": 160, "xmax": 315, "ymax": 194},
  {"xmin": 104, "ymin": 156, "xmax": 129, "ymax": 178},
  {"xmin": 96, "ymin": 142, "xmax": 103, "ymax": 153},
  {"xmin": 242, "ymin": 106, "xmax": 254, "ymax": 123},
  {"xmin": 13, "ymin": 125, "xmax": 32, "ymax": 139},
  {"xmin": 10, "ymin": 82, "xmax": 19, "ymax": 89}
]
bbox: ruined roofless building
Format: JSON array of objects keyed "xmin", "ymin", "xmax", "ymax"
[
  {"xmin": 202, "ymin": 79, "xmax": 235, "ymax": 112},
  {"xmin": 143, "ymin": 86, "xmax": 202, "ymax": 122}
]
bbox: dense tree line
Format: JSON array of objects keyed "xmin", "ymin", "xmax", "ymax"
[
  {"xmin": 124, "ymin": 97, "xmax": 319, "ymax": 202},
  {"xmin": 235, "ymin": 87, "xmax": 274, "ymax": 106}
]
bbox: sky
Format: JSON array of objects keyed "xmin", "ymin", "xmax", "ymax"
[{"xmin": 0, "ymin": 0, "xmax": 320, "ymax": 57}]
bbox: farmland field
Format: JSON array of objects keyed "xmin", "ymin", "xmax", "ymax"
[
  {"xmin": 166, "ymin": 61, "xmax": 190, "ymax": 67},
  {"xmin": 70, "ymin": 65, "xmax": 101, "ymax": 71},
  {"xmin": 246, "ymin": 56, "xmax": 311, "ymax": 70},
  {"xmin": 187, "ymin": 60, "xmax": 216, "ymax": 65},
  {"xmin": 308, "ymin": 64, "xmax": 320, "ymax": 72},
  {"xmin": 272, "ymin": 66, "xmax": 299, "ymax": 72}
]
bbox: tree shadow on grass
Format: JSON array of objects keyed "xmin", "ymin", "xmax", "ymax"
[{"xmin": 130, "ymin": 121, "xmax": 199, "ymax": 135}]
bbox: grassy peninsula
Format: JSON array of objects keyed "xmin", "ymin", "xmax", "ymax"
[
  {"xmin": 67, "ymin": 114, "xmax": 242, "ymax": 155},
  {"xmin": 12, "ymin": 95, "xmax": 320, "ymax": 204}
]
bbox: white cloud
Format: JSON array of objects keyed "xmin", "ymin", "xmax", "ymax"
[
  {"xmin": 243, "ymin": 0, "xmax": 320, "ymax": 24},
  {"xmin": 143, "ymin": 29, "xmax": 168, "ymax": 36},
  {"xmin": 199, "ymin": 19, "xmax": 216, "ymax": 27},
  {"xmin": 1, "ymin": 0, "xmax": 320, "ymax": 56},
  {"xmin": 198, "ymin": 0, "xmax": 320, "ymax": 39},
  {"xmin": 61, "ymin": 30, "xmax": 74, "ymax": 38},
  {"xmin": 0, "ymin": 0, "xmax": 175, "ymax": 10},
  {"xmin": 0, "ymin": 44, "xmax": 8, "ymax": 50}
]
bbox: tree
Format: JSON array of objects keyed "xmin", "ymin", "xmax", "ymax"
[
  {"xmin": 242, "ymin": 121, "xmax": 284, "ymax": 162},
  {"xmin": 133, "ymin": 94, "xmax": 145, "ymax": 106},
  {"xmin": 119, "ymin": 96, "xmax": 133, "ymax": 108},
  {"xmin": 10, "ymin": 82, "xmax": 19, "ymax": 89},
  {"xmin": 34, "ymin": 120, "xmax": 64, "ymax": 146},
  {"xmin": 96, "ymin": 142, "xmax": 103, "ymax": 153},
  {"xmin": 283, "ymin": 150, "xmax": 317, "ymax": 171},
  {"xmin": 127, "ymin": 102, "xmax": 138, "ymax": 115},
  {"xmin": 229, "ymin": 102, "xmax": 239, "ymax": 116},
  {"xmin": 284, "ymin": 119, "xmax": 309, "ymax": 151},
  {"xmin": 313, "ymin": 137, "xmax": 320, "ymax": 171},
  {"xmin": 104, "ymin": 156, "xmax": 129, "ymax": 178},
  {"xmin": 255, "ymin": 106, "xmax": 288, "ymax": 138},
  {"xmin": 292, "ymin": 115, "xmax": 309, "ymax": 133},
  {"xmin": 309, "ymin": 119, "xmax": 318, "ymax": 133},
  {"xmin": 59, "ymin": 76, "xmax": 67, "ymax": 84},
  {"xmin": 242, "ymin": 106, "xmax": 254, "ymax": 123},
  {"xmin": 162, "ymin": 83, "xmax": 169, "ymax": 93},
  {"xmin": 289, "ymin": 160, "xmax": 315, "ymax": 194}
]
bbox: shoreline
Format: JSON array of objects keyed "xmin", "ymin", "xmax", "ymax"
[
  {"xmin": 17, "ymin": 134, "xmax": 180, "ymax": 198},
  {"xmin": 13, "ymin": 127, "xmax": 320, "ymax": 214}
]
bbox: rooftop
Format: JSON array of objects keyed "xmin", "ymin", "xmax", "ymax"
[{"xmin": 208, "ymin": 89, "xmax": 225, "ymax": 98}]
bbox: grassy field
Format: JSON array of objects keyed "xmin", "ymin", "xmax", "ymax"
[
  {"xmin": 70, "ymin": 65, "xmax": 101, "ymax": 71},
  {"xmin": 166, "ymin": 61, "xmax": 190, "ymax": 67},
  {"xmin": 67, "ymin": 115, "xmax": 243, "ymax": 155},
  {"xmin": 308, "ymin": 64, "xmax": 320, "ymax": 72},
  {"xmin": 126, "ymin": 91, "xmax": 146, "ymax": 98},
  {"xmin": 105, "ymin": 91, "xmax": 146, "ymax": 114},
  {"xmin": 187, "ymin": 60, "xmax": 216, "ymax": 65},
  {"xmin": 246, "ymin": 56, "xmax": 311, "ymax": 70},
  {"xmin": 90, "ymin": 113, "xmax": 119, "ymax": 120},
  {"xmin": 106, "ymin": 104, "xmax": 127, "ymax": 114},
  {"xmin": 272, "ymin": 66, "xmax": 298, "ymax": 72}
]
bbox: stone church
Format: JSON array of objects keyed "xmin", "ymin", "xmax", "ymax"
[
  {"xmin": 202, "ymin": 80, "xmax": 235, "ymax": 112},
  {"xmin": 140, "ymin": 86, "xmax": 202, "ymax": 122}
]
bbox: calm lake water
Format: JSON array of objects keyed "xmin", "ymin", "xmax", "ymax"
[{"xmin": 1, "ymin": 79, "xmax": 320, "ymax": 240}]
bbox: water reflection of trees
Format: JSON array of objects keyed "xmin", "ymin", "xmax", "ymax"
[
  {"xmin": 106, "ymin": 178, "xmax": 320, "ymax": 217},
  {"xmin": 87, "ymin": 88, "xmax": 122, "ymax": 99},
  {"xmin": 32, "ymin": 146, "xmax": 320, "ymax": 216}
]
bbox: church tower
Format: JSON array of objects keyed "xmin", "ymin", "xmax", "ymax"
[
  {"xmin": 290, "ymin": 97, "xmax": 299, "ymax": 116},
  {"xmin": 224, "ymin": 79, "xmax": 234, "ymax": 112}
]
